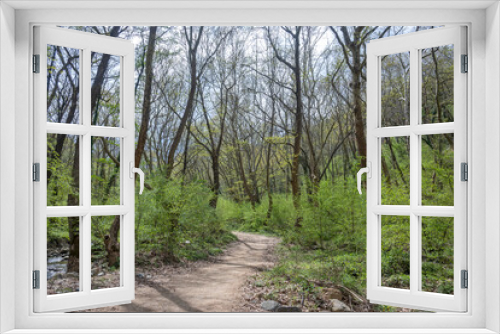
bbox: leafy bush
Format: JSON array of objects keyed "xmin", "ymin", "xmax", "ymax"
[{"xmin": 135, "ymin": 174, "xmax": 236, "ymax": 264}]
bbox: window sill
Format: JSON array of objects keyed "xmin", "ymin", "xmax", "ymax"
[{"xmin": 4, "ymin": 329, "xmax": 498, "ymax": 334}]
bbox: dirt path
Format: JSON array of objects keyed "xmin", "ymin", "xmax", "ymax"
[{"xmin": 87, "ymin": 232, "xmax": 279, "ymax": 312}]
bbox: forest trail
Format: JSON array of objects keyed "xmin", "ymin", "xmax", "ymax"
[{"xmin": 86, "ymin": 232, "xmax": 279, "ymax": 312}]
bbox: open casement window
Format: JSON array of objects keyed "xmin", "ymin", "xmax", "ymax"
[
  {"xmin": 33, "ymin": 26, "xmax": 138, "ymax": 312},
  {"xmin": 364, "ymin": 26, "xmax": 467, "ymax": 312}
]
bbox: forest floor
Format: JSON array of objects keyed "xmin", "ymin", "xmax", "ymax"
[{"xmin": 83, "ymin": 232, "xmax": 280, "ymax": 312}]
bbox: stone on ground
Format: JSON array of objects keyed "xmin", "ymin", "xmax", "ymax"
[
  {"xmin": 330, "ymin": 299, "xmax": 351, "ymax": 312},
  {"xmin": 261, "ymin": 300, "xmax": 281, "ymax": 312}
]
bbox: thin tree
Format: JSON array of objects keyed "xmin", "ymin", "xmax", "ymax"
[
  {"xmin": 329, "ymin": 26, "xmax": 390, "ymax": 168},
  {"xmin": 267, "ymin": 26, "xmax": 304, "ymax": 228}
]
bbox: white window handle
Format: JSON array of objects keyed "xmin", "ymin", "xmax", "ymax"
[
  {"xmin": 129, "ymin": 162, "xmax": 145, "ymax": 195},
  {"xmin": 357, "ymin": 162, "xmax": 372, "ymax": 195}
]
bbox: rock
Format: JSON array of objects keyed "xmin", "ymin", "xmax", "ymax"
[
  {"xmin": 261, "ymin": 300, "xmax": 281, "ymax": 312},
  {"xmin": 323, "ymin": 287, "xmax": 343, "ymax": 300},
  {"xmin": 146, "ymin": 274, "xmax": 152, "ymax": 279},
  {"xmin": 276, "ymin": 306, "xmax": 302, "ymax": 312},
  {"xmin": 330, "ymin": 299, "xmax": 351, "ymax": 312},
  {"xmin": 98, "ymin": 272, "xmax": 104, "ymax": 276}
]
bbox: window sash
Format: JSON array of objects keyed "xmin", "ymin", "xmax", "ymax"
[
  {"xmin": 366, "ymin": 26, "xmax": 468, "ymax": 312},
  {"xmin": 33, "ymin": 26, "xmax": 136, "ymax": 313}
]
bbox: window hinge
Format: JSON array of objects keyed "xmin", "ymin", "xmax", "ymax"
[
  {"xmin": 461, "ymin": 162, "xmax": 468, "ymax": 182},
  {"xmin": 461, "ymin": 270, "xmax": 468, "ymax": 289},
  {"xmin": 33, "ymin": 54, "xmax": 40, "ymax": 73},
  {"xmin": 461, "ymin": 54, "xmax": 468, "ymax": 73},
  {"xmin": 33, "ymin": 163, "xmax": 40, "ymax": 182},
  {"xmin": 33, "ymin": 270, "xmax": 40, "ymax": 289}
]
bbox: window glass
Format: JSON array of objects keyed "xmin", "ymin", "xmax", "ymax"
[
  {"xmin": 381, "ymin": 51, "xmax": 410, "ymax": 127},
  {"xmin": 381, "ymin": 137, "xmax": 410, "ymax": 205},
  {"xmin": 421, "ymin": 134, "xmax": 454, "ymax": 206},
  {"xmin": 421, "ymin": 217, "xmax": 454, "ymax": 295},
  {"xmin": 47, "ymin": 134, "xmax": 80, "ymax": 206},
  {"xmin": 91, "ymin": 137, "xmax": 121, "ymax": 206},
  {"xmin": 47, "ymin": 45, "xmax": 80, "ymax": 124},
  {"xmin": 421, "ymin": 45, "xmax": 454, "ymax": 124},
  {"xmin": 91, "ymin": 215, "xmax": 121, "ymax": 290},
  {"xmin": 47, "ymin": 217, "xmax": 80, "ymax": 295},
  {"xmin": 91, "ymin": 53, "xmax": 121, "ymax": 127},
  {"xmin": 381, "ymin": 216, "xmax": 410, "ymax": 290}
]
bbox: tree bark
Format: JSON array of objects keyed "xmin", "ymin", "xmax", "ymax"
[
  {"xmin": 330, "ymin": 26, "xmax": 390, "ymax": 168},
  {"xmin": 165, "ymin": 27, "xmax": 203, "ymax": 180},
  {"xmin": 210, "ymin": 153, "xmax": 221, "ymax": 208},
  {"xmin": 290, "ymin": 28, "xmax": 304, "ymax": 227},
  {"xmin": 267, "ymin": 26, "xmax": 304, "ymax": 228},
  {"xmin": 135, "ymin": 26, "xmax": 158, "ymax": 171},
  {"xmin": 104, "ymin": 215, "xmax": 121, "ymax": 267}
]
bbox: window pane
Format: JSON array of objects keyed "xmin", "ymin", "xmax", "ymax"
[
  {"xmin": 47, "ymin": 45, "xmax": 80, "ymax": 124},
  {"xmin": 47, "ymin": 217, "xmax": 80, "ymax": 295},
  {"xmin": 91, "ymin": 215, "xmax": 121, "ymax": 290},
  {"xmin": 421, "ymin": 45, "xmax": 454, "ymax": 124},
  {"xmin": 421, "ymin": 134, "xmax": 454, "ymax": 206},
  {"xmin": 91, "ymin": 137, "xmax": 121, "ymax": 205},
  {"xmin": 421, "ymin": 217, "xmax": 454, "ymax": 295},
  {"xmin": 47, "ymin": 134, "xmax": 80, "ymax": 206},
  {"xmin": 381, "ymin": 52, "xmax": 410, "ymax": 127},
  {"xmin": 91, "ymin": 53, "xmax": 121, "ymax": 127},
  {"xmin": 381, "ymin": 216, "xmax": 410, "ymax": 290},
  {"xmin": 381, "ymin": 137, "xmax": 410, "ymax": 205}
]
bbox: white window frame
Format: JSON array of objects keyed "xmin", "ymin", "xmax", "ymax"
[{"xmin": 1, "ymin": 1, "xmax": 499, "ymax": 333}]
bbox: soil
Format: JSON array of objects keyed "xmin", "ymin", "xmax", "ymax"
[{"xmin": 84, "ymin": 231, "xmax": 280, "ymax": 312}]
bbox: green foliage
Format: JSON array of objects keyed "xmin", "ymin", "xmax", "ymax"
[
  {"xmin": 223, "ymin": 172, "xmax": 454, "ymax": 301},
  {"xmin": 135, "ymin": 174, "xmax": 237, "ymax": 264},
  {"xmin": 47, "ymin": 26, "xmax": 456, "ymax": 311},
  {"xmin": 46, "ymin": 135, "xmax": 78, "ymax": 206},
  {"xmin": 47, "ymin": 217, "xmax": 71, "ymax": 244}
]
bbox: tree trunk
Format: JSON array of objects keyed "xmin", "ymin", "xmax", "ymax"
[
  {"xmin": 104, "ymin": 215, "xmax": 121, "ymax": 267},
  {"xmin": 209, "ymin": 153, "xmax": 221, "ymax": 208},
  {"xmin": 290, "ymin": 28, "xmax": 304, "ymax": 228},
  {"xmin": 430, "ymin": 47, "xmax": 454, "ymax": 149},
  {"xmin": 166, "ymin": 27, "xmax": 203, "ymax": 180},
  {"xmin": 331, "ymin": 26, "xmax": 382, "ymax": 169},
  {"xmin": 351, "ymin": 28, "xmax": 367, "ymax": 168},
  {"xmin": 265, "ymin": 113, "xmax": 275, "ymax": 223},
  {"xmin": 135, "ymin": 26, "xmax": 158, "ymax": 170},
  {"xmin": 236, "ymin": 142, "xmax": 255, "ymax": 210}
]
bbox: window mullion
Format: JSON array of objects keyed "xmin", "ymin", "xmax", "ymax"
[
  {"xmin": 82, "ymin": 47, "xmax": 92, "ymax": 294},
  {"xmin": 409, "ymin": 47, "xmax": 421, "ymax": 294}
]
